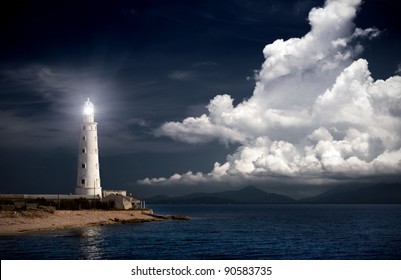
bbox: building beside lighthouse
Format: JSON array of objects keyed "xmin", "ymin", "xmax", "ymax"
[{"xmin": 75, "ymin": 98, "xmax": 102, "ymax": 198}]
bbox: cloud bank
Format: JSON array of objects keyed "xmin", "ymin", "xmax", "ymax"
[{"xmin": 140, "ymin": 0, "xmax": 401, "ymax": 186}]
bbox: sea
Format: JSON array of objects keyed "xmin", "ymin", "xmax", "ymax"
[{"xmin": 1, "ymin": 204, "xmax": 401, "ymax": 260}]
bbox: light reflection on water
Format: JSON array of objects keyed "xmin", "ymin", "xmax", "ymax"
[{"xmin": 75, "ymin": 227, "xmax": 104, "ymax": 260}]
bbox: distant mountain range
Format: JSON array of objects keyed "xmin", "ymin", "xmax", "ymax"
[
  {"xmin": 299, "ymin": 183, "xmax": 401, "ymax": 204},
  {"xmin": 145, "ymin": 184, "xmax": 401, "ymax": 204}
]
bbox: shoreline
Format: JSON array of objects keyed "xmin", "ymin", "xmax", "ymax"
[{"xmin": 0, "ymin": 209, "xmax": 189, "ymax": 236}]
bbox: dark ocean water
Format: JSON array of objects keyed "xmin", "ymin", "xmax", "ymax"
[{"xmin": 1, "ymin": 204, "xmax": 401, "ymax": 260}]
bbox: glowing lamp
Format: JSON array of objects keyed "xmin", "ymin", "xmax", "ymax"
[{"xmin": 83, "ymin": 98, "xmax": 94, "ymax": 116}]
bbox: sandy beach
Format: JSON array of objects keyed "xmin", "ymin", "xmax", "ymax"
[{"xmin": 0, "ymin": 209, "xmax": 168, "ymax": 236}]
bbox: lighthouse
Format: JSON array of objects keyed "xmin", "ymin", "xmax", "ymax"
[{"xmin": 75, "ymin": 98, "xmax": 102, "ymax": 197}]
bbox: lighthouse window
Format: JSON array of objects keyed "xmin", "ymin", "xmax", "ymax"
[
  {"xmin": 82, "ymin": 164, "xmax": 86, "ymax": 168},
  {"xmin": 82, "ymin": 148, "xmax": 86, "ymax": 153},
  {"xmin": 83, "ymin": 136, "xmax": 86, "ymax": 141},
  {"xmin": 81, "ymin": 179, "xmax": 85, "ymax": 185}
]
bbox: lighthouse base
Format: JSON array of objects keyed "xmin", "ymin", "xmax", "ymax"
[{"xmin": 75, "ymin": 187, "xmax": 102, "ymax": 198}]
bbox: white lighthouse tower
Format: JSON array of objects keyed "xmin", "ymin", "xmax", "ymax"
[{"xmin": 75, "ymin": 98, "xmax": 102, "ymax": 198}]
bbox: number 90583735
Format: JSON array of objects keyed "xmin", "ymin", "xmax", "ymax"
[{"xmin": 224, "ymin": 266, "xmax": 272, "ymax": 276}]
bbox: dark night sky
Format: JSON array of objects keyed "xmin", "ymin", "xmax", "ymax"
[{"xmin": 0, "ymin": 0, "xmax": 400, "ymax": 198}]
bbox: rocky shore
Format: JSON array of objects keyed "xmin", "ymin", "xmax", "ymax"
[{"xmin": 0, "ymin": 209, "xmax": 189, "ymax": 236}]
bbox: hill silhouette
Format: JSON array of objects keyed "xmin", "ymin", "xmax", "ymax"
[
  {"xmin": 146, "ymin": 186, "xmax": 295, "ymax": 204},
  {"xmin": 145, "ymin": 184, "xmax": 401, "ymax": 204}
]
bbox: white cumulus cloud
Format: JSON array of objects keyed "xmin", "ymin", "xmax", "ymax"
[{"xmin": 139, "ymin": 0, "xmax": 401, "ymax": 186}]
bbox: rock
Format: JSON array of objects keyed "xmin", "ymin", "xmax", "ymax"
[{"xmin": 171, "ymin": 215, "xmax": 190, "ymax": 220}]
